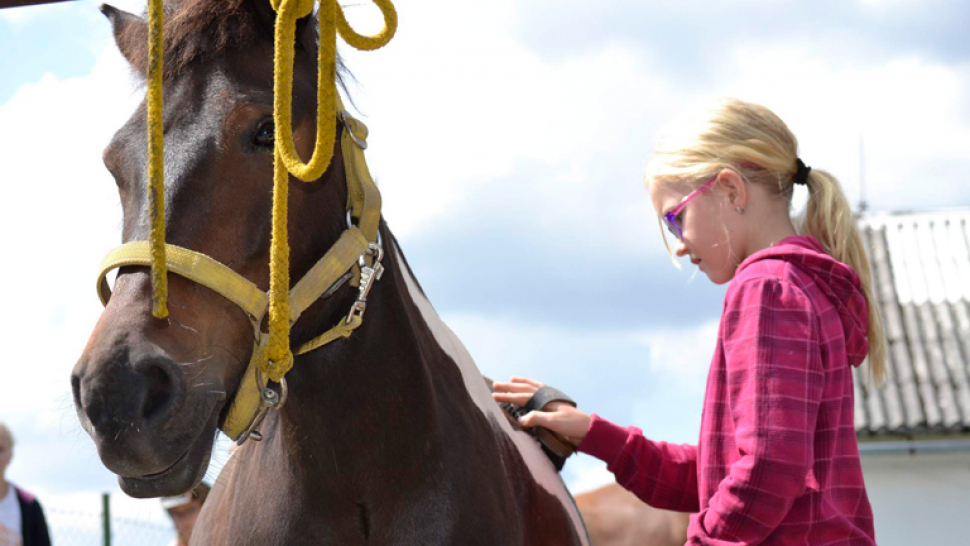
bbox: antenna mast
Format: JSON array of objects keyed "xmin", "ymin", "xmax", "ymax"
[{"xmin": 858, "ymin": 134, "xmax": 868, "ymax": 215}]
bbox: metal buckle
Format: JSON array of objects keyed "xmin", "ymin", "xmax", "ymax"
[
  {"xmin": 345, "ymin": 237, "xmax": 385, "ymax": 324},
  {"xmin": 237, "ymin": 368, "xmax": 289, "ymax": 445},
  {"xmin": 339, "ymin": 110, "xmax": 368, "ymax": 150}
]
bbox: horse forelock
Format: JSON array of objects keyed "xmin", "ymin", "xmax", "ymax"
[
  {"xmin": 112, "ymin": 0, "xmax": 354, "ymax": 105},
  {"xmin": 115, "ymin": 0, "xmax": 263, "ymax": 80}
]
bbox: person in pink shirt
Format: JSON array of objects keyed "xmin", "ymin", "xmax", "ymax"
[{"xmin": 494, "ymin": 98, "xmax": 883, "ymax": 545}]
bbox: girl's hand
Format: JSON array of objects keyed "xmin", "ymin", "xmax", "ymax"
[{"xmin": 492, "ymin": 376, "xmax": 592, "ymax": 446}]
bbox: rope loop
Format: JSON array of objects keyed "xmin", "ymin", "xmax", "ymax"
[
  {"xmin": 336, "ymin": 0, "xmax": 398, "ymax": 51},
  {"xmin": 272, "ymin": 0, "xmax": 398, "ymax": 183},
  {"xmin": 271, "ymin": 0, "xmax": 337, "ymax": 182}
]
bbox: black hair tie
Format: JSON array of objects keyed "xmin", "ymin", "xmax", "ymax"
[{"xmin": 794, "ymin": 158, "xmax": 812, "ymax": 186}]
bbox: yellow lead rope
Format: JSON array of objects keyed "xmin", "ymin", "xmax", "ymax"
[{"xmin": 146, "ymin": 0, "xmax": 168, "ymax": 319}]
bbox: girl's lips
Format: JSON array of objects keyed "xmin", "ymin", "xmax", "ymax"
[{"xmin": 691, "ymin": 257, "xmax": 702, "ymax": 265}]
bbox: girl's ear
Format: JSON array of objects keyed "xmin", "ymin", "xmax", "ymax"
[{"xmin": 715, "ymin": 169, "xmax": 749, "ymax": 211}]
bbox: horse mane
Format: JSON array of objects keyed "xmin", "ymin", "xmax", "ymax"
[
  {"xmin": 116, "ymin": 0, "xmax": 277, "ymax": 80},
  {"xmin": 111, "ymin": 0, "xmax": 355, "ymax": 101}
]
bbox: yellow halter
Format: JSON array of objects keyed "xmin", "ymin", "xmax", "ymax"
[{"xmin": 97, "ymin": 0, "xmax": 397, "ymax": 442}]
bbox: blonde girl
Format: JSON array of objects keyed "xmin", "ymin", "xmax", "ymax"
[{"xmin": 494, "ymin": 98, "xmax": 882, "ymax": 545}]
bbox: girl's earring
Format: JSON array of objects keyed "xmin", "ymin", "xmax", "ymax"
[{"xmin": 736, "ymin": 206, "xmax": 745, "ymax": 214}]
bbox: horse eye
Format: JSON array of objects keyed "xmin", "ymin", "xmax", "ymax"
[{"xmin": 253, "ymin": 120, "xmax": 275, "ymax": 149}]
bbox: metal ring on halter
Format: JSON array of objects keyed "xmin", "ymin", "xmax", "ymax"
[
  {"xmin": 257, "ymin": 367, "xmax": 289, "ymax": 409},
  {"xmin": 367, "ymin": 242, "xmax": 384, "ymax": 262},
  {"xmin": 237, "ymin": 368, "xmax": 289, "ymax": 444},
  {"xmin": 339, "ymin": 111, "xmax": 368, "ymax": 150}
]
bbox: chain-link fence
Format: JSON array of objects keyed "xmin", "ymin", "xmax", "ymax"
[{"xmin": 45, "ymin": 494, "xmax": 174, "ymax": 546}]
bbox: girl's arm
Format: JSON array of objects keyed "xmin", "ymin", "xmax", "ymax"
[
  {"xmin": 579, "ymin": 415, "xmax": 700, "ymax": 513},
  {"xmin": 689, "ymin": 277, "xmax": 824, "ymax": 545}
]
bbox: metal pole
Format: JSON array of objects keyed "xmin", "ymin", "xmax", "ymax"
[
  {"xmin": 101, "ymin": 492, "xmax": 111, "ymax": 546},
  {"xmin": 858, "ymin": 134, "xmax": 868, "ymax": 214}
]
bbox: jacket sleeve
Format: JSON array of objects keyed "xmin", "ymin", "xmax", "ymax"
[
  {"xmin": 578, "ymin": 414, "xmax": 699, "ymax": 513},
  {"xmin": 689, "ymin": 278, "xmax": 823, "ymax": 545},
  {"xmin": 31, "ymin": 499, "xmax": 52, "ymax": 546},
  {"xmin": 17, "ymin": 489, "xmax": 52, "ymax": 546}
]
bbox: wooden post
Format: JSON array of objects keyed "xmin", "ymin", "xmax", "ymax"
[
  {"xmin": 101, "ymin": 492, "xmax": 111, "ymax": 546},
  {"xmin": 0, "ymin": 0, "xmax": 77, "ymax": 9}
]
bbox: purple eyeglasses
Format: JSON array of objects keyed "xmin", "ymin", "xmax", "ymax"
[{"xmin": 662, "ymin": 176, "xmax": 718, "ymax": 241}]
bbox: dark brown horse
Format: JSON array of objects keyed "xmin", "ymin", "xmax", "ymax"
[{"xmin": 71, "ymin": 1, "xmax": 588, "ymax": 544}]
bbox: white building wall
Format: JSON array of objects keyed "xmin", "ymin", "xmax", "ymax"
[{"xmin": 861, "ymin": 450, "xmax": 970, "ymax": 545}]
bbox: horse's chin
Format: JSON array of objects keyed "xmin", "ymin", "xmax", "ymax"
[{"xmin": 117, "ymin": 407, "xmax": 221, "ymax": 498}]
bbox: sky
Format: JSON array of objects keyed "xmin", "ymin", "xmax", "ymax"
[{"xmin": 1, "ymin": 0, "xmax": 969, "ymax": 533}]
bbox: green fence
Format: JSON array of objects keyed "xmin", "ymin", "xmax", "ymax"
[{"xmin": 45, "ymin": 493, "xmax": 173, "ymax": 546}]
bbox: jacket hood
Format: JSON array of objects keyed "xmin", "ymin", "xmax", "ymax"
[{"xmin": 737, "ymin": 235, "xmax": 870, "ymax": 367}]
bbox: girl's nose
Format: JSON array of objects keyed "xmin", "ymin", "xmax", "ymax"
[{"xmin": 674, "ymin": 241, "xmax": 689, "ymax": 257}]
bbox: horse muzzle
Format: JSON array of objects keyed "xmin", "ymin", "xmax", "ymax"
[{"xmin": 73, "ymin": 336, "xmax": 224, "ymax": 497}]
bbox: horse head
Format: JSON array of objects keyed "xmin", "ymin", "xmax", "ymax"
[{"xmin": 72, "ymin": 0, "xmax": 348, "ymax": 498}]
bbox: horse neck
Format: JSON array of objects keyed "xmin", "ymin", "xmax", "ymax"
[
  {"xmin": 263, "ymin": 224, "xmax": 445, "ymax": 486},
  {"xmin": 211, "ymin": 226, "xmax": 591, "ymax": 545}
]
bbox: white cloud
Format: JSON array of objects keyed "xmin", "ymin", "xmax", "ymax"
[
  {"xmin": 632, "ymin": 320, "xmax": 719, "ymax": 392},
  {"xmin": 0, "ymin": 2, "xmax": 61, "ymax": 27},
  {"xmin": 341, "ymin": 0, "xmax": 970, "ymax": 259},
  {"xmin": 626, "ymin": 321, "xmax": 719, "ymax": 445},
  {"xmin": 725, "ymin": 47, "xmax": 970, "ymax": 212},
  {"xmin": 341, "ymin": 0, "xmax": 680, "ymax": 241},
  {"xmin": 0, "ymin": 0, "xmax": 135, "ymax": 43},
  {"xmin": 0, "ymin": 42, "xmax": 138, "ymax": 495}
]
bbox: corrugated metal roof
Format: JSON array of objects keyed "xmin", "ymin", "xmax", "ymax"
[{"xmin": 855, "ymin": 209, "xmax": 970, "ymax": 438}]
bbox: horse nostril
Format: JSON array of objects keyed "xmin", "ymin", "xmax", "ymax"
[
  {"xmin": 134, "ymin": 355, "xmax": 186, "ymax": 426},
  {"xmin": 71, "ymin": 372, "xmax": 82, "ymax": 411},
  {"xmin": 143, "ymin": 365, "xmax": 172, "ymax": 422}
]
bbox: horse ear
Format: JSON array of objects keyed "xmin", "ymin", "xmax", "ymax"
[
  {"xmin": 100, "ymin": 4, "xmax": 148, "ymax": 70},
  {"xmin": 247, "ymin": 0, "xmax": 316, "ymax": 53},
  {"xmin": 295, "ymin": 14, "xmax": 317, "ymax": 53},
  {"xmin": 247, "ymin": 0, "xmax": 278, "ymax": 36}
]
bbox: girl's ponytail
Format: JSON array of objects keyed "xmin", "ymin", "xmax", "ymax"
[{"xmin": 800, "ymin": 169, "xmax": 886, "ymax": 384}]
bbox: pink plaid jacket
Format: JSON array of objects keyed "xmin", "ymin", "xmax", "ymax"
[{"xmin": 579, "ymin": 235, "xmax": 876, "ymax": 545}]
